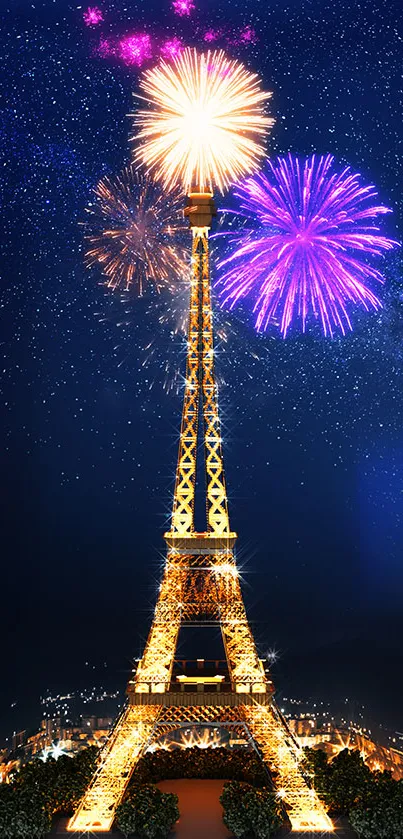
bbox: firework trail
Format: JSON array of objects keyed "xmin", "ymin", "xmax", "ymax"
[
  {"xmin": 83, "ymin": 164, "xmax": 188, "ymax": 295},
  {"xmin": 131, "ymin": 48, "xmax": 273, "ymax": 193},
  {"xmin": 216, "ymin": 154, "xmax": 399, "ymax": 336}
]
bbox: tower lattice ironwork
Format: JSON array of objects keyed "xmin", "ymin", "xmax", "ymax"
[{"xmin": 67, "ymin": 192, "xmax": 333, "ymax": 834}]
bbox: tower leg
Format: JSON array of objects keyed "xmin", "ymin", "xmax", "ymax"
[
  {"xmin": 217, "ymin": 564, "xmax": 267, "ymax": 693},
  {"xmin": 243, "ymin": 703, "xmax": 334, "ymax": 831},
  {"xmin": 67, "ymin": 705, "xmax": 161, "ymax": 832},
  {"xmin": 133, "ymin": 560, "xmax": 182, "ymax": 693}
]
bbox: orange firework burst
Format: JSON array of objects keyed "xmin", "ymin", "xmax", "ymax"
[
  {"xmin": 131, "ymin": 48, "xmax": 273, "ymax": 193},
  {"xmin": 83, "ymin": 165, "xmax": 188, "ymax": 294}
]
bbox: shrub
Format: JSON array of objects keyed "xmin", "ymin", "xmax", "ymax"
[
  {"xmin": 11, "ymin": 746, "xmax": 98, "ymax": 817},
  {"xmin": 302, "ymin": 747, "xmax": 375, "ymax": 814},
  {"xmin": 116, "ymin": 784, "xmax": 179, "ymax": 839},
  {"xmin": 0, "ymin": 745, "xmax": 98, "ymax": 837},
  {"xmin": 0, "ymin": 785, "xmax": 51, "ymax": 839},
  {"xmin": 220, "ymin": 780, "xmax": 283, "ymax": 839},
  {"xmin": 132, "ymin": 746, "xmax": 268, "ymax": 787},
  {"xmin": 349, "ymin": 779, "xmax": 403, "ymax": 839}
]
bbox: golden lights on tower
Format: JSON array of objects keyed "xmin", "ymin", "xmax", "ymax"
[{"xmin": 67, "ymin": 51, "xmax": 333, "ymax": 835}]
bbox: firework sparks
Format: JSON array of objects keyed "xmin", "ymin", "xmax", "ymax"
[
  {"xmin": 203, "ymin": 28, "xmax": 221, "ymax": 43},
  {"xmin": 95, "ymin": 38, "xmax": 114, "ymax": 58},
  {"xmin": 238, "ymin": 26, "xmax": 258, "ymax": 45},
  {"xmin": 131, "ymin": 48, "xmax": 273, "ymax": 194},
  {"xmin": 216, "ymin": 154, "xmax": 399, "ymax": 337},
  {"xmin": 172, "ymin": 0, "xmax": 195, "ymax": 16},
  {"xmin": 83, "ymin": 6, "xmax": 104, "ymax": 25},
  {"xmin": 119, "ymin": 34, "xmax": 153, "ymax": 67},
  {"xmin": 83, "ymin": 165, "xmax": 188, "ymax": 295},
  {"xmin": 203, "ymin": 25, "xmax": 258, "ymax": 46},
  {"xmin": 160, "ymin": 37, "xmax": 184, "ymax": 60}
]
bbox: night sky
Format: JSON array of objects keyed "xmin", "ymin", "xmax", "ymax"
[{"xmin": 1, "ymin": 0, "xmax": 403, "ymax": 743}]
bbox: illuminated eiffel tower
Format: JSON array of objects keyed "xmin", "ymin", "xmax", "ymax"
[{"xmin": 67, "ymin": 193, "xmax": 333, "ymax": 834}]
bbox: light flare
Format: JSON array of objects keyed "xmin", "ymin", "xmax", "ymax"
[{"xmin": 147, "ymin": 727, "xmax": 224, "ymax": 752}]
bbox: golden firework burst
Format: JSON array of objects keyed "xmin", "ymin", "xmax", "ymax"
[
  {"xmin": 83, "ymin": 164, "xmax": 188, "ymax": 294},
  {"xmin": 131, "ymin": 48, "xmax": 273, "ymax": 194}
]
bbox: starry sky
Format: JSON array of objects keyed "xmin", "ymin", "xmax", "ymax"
[{"xmin": 1, "ymin": 0, "xmax": 403, "ymax": 742}]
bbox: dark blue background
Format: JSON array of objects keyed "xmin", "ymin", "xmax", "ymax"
[{"xmin": 1, "ymin": 0, "xmax": 402, "ymax": 741}]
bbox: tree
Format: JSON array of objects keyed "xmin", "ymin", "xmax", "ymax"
[
  {"xmin": 11, "ymin": 746, "xmax": 98, "ymax": 818},
  {"xmin": 220, "ymin": 780, "xmax": 283, "ymax": 839},
  {"xmin": 0, "ymin": 785, "xmax": 51, "ymax": 839},
  {"xmin": 115, "ymin": 800, "xmax": 138, "ymax": 839},
  {"xmin": 116, "ymin": 784, "xmax": 179, "ymax": 839},
  {"xmin": 349, "ymin": 778, "xmax": 403, "ymax": 839},
  {"xmin": 326, "ymin": 749, "xmax": 373, "ymax": 814},
  {"xmin": 132, "ymin": 746, "xmax": 268, "ymax": 787}
]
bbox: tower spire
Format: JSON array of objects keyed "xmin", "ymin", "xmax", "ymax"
[{"xmin": 167, "ymin": 190, "xmax": 235, "ymax": 546}]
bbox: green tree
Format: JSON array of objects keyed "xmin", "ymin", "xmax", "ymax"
[
  {"xmin": 51, "ymin": 746, "xmax": 98, "ymax": 814},
  {"xmin": 115, "ymin": 799, "xmax": 138, "ymax": 839},
  {"xmin": 326, "ymin": 749, "xmax": 373, "ymax": 814},
  {"xmin": 0, "ymin": 785, "xmax": 51, "ymax": 839},
  {"xmin": 132, "ymin": 746, "xmax": 268, "ymax": 787},
  {"xmin": 349, "ymin": 779, "xmax": 403, "ymax": 838},
  {"xmin": 11, "ymin": 746, "xmax": 98, "ymax": 817},
  {"xmin": 220, "ymin": 780, "xmax": 283, "ymax": 839},
  {"xmin": 116, "ymin": 784, "xmax": 179, "ymax": 839}
]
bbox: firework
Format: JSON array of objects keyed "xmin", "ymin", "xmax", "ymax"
[
  {"xmin": 203, "ymin": 26, "xmax": 257, "ymax": 46},
  {"xmin": 216, "ymin": 154, "xmax": 399, "ymax": 337},
  {"xmin": 131, "ymin": 48, "xmax": 273, "ymax": 194},
  {"xmin": 237, "ymin": 26, "xmax": 258, "ymax": 45},
  {"xmin": 172, "ymin": 0, "xmax": 195, "ymax": 16},
  {"xmin": 160, "ymin": 37, "xmax": 184, "ymax": 60},
  {"xmin": 203, "ymin": 29, "xmax": 221, "ymax": 43},
  {"xmin": 83, "ymin": 165, "xmax": 188, "ymax": 295},
  {"xmin": 83, "ymin": 6, "xmax": 103, "ymax": 25},
  {"xmin": 119, "ymin": 34, "xmax": 153, "ymax": 67}
]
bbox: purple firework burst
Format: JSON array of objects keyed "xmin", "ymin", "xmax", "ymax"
[{"xmin": 216, "ymin": 154, "xmax": 399, "ymax": 337}]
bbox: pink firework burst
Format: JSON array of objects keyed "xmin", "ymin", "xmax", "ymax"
[
  {"xmin": 216, "ymin": 154, "xmax": 400, "ymax": 337},
  {"xmin": 95, "ymin": 37, "xmax": 115, "ymax": 58},
  {"xmin": 203, "ymin": 28, "xmax": 221, "ymax": 43},
  {"xmin": 160, "ymin": 37, "xmax": 184, "ymax": 59},
  {"xmin": 239, "ymin": 25, "xmax": 258, "ymax": 44},
  {"xmin": 119, "ymin": 34, "xmax": 153, "ymax": 67},
  {"xmin": 83, "ymin": 6, "xmax": 104, "ymax": 26},
  {"xmin": 172, "ymin": 0, "xmax": 195, "ymax": 16}
]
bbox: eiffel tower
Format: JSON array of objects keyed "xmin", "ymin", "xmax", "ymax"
[{"xmin": 67, "ymin": 193, "xmax": 333, "ymax": 834}]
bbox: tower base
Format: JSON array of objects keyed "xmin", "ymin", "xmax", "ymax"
[{"xmin": 67, "ymin": 691, "xmax": 333, "ymax": 833}]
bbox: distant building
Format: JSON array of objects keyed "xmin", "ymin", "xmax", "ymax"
[
  {"xmin": 287, "ymin": 717, "xmax": 403, "ymax": 781},
  {"xmin": 12, "ymin": 730, "xmax": 26, "ymax": 752}
]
